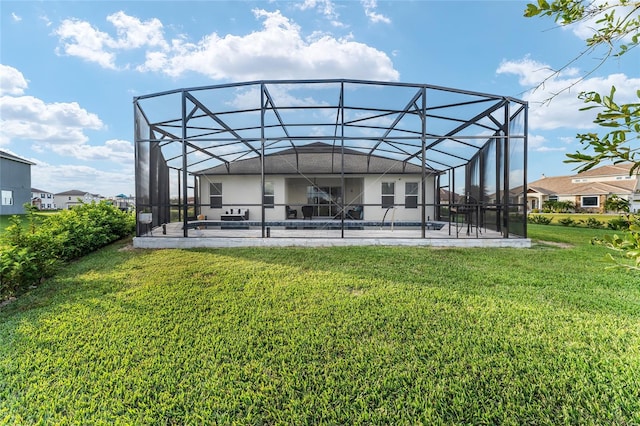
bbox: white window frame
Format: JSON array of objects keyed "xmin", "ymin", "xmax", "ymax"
[
  {"xmin": 405, "ymin": 182, "xmax": 419, "ymax": 209},
  {"xmin": 381, "ymin": 182, "xmax": 395, "ymax": 208},
  {"xmin": 210, "ymin": 182, "xmax": 222, "ymax": 209},
  {"xmin": 1, "ymin": 190, "xmax": 13, "ymax": 206},
  {"xmin": 264, "ymin": 181, "xmax": 274, "ymax": 208},
  {"xmin": 581, "ymin": 196, "xmax": 599, "ymax": 208}
]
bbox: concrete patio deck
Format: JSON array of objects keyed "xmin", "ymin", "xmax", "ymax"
[{"xmin": 133, "ymin": 220, "xmax": 531, "ymax": 249}]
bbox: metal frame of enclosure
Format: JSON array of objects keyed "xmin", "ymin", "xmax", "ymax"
[{"xmin": 134, "ymin": 79, "xmax": 528, "ymax": 242}]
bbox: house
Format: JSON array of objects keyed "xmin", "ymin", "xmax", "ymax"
[
  {"xmin": 0, "ymin": 150, "xmax": 35, "ymax": 215},
  {"xmin": 133, "ymin": 79, "xmax": 529, "ymax": 245},
  {"xmin": 54, "ymin": 190, "xmax": 104, "ymax": 210},
  {"xmin": 31, "ymin": 188, "xmax": 57, "ymax": 210},
  {"xmin": 527, "ymin": 163, "xmax": 640, "ymax": 213},
  {"xmin": 194, "ymin": 142, "xmax": 438, "ymax": 222},
  {"xmin": 111, "ymin": 193, "xmax": 135, "ymax": 211}
]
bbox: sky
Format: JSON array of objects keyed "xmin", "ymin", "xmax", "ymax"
[{"xmin": 1, "ymin": 0, "xmax": 638, "ymax": 197}]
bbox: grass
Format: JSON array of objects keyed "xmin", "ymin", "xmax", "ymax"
[
  {"xmin": 1, "ymin": 225, "xmax": 639, "ymax": 424},
  {"xmin": 0, "ymin": 212, "xmax": 58, "ymax": 233}
]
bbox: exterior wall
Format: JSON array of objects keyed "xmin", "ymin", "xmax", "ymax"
[
  {"xmin": 54, "ymin": 193, "xmax": 103, "ymax": 210},
  {"xmin": 32, "ymin": 191, "xmax": 56, "ymax": 210},
  {"xmin": 0, "ymin": 158, "xmax": 31, "ymax": 215},
  {"xmin": 198, "ymin": 173, "xmax": 436, "ymax": 222},
  {"xmin": 362, "ymin": 175, "xmax": 435, "ymax": 221}
]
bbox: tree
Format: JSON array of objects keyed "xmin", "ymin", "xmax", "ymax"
[
  {"xmin": 525, "ymin": 0, "xmax": 640, "ymax": 271},
  {"xmin": 604, "ymin": 194, "xmax": 631, "ymax": 212},
  {"xmin": 524, "ymin": 0, "xmax": 640, "ymax": 173}
]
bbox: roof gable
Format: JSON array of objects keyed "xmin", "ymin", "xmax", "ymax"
[{"xmin": 0, "ymin": 150, "xmax": 35, "ymax": 166}]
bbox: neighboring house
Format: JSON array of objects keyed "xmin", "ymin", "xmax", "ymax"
[
  {"xmin": 54, "ymin": 190, "xmax": 104, "ymax": 210},
  {"xmin": 31, "ymin": 188, "xmax": 57, "ymax": 210},
  {"xmin": 194, "ymin": 142, "xmax": 438, "ymax": 222},
  {"xmin": 0, "ymin": 150, "xmax": 35, "ymax": 215},
  {"xmin": 111, "ymin": 193, "xmax": 135, "ymax": 211},
  {"xmin": 527, "ymin": 163, "xmax": 640, "ymax": 213}
]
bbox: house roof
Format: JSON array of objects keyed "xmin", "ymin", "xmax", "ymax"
[
  {"xmin": 0, "ymin": 150, "xmax": 35, "ymax": 165},
  {"xmin": 576, "ymin": 163, "xmax": 635, "ymax": 178},
  {"xmin": 196, "ymin": 142, "xmax": 435, "ymax": 176},
  {"xmin": 55, "ymin": 190, "xmax": 102, "ymax": 197},
  {"xmin": 31, "ymin": 188, "xmax": 52, "ymax": 193},
  {"xmin": 528, "ymin": 163, "xmax": 638, "ymax": 196}
]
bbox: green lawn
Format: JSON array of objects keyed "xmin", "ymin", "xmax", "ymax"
[
  {"xmin": 0, "ymin": 212, "xmax": 58, "ymax": 233},
  {"xmin": 1, "ymin": 226, "xmax": 639, "ymax": 424}
]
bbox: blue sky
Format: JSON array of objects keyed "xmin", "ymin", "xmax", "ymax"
[{"xmin": 1, "ymin": 0, "xmax": 638, "ymax": 197}]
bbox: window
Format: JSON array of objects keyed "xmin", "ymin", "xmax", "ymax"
[
  {"xmin": 581, "ymin": 196, "xmax": 599, "ymax": 207},
  {"xmin": 263, "ymin": 181, "xmax": 274, "ymax": 208},
  {"xmin": 210, "ymin": 182, "xmax": 222, "ymax": 208},
  {"xmin": 548, "ymin": 195, "xmax": 558, "ymax": 202},
  {"xmin": 1, "ymin": 190, "xmax": 13, "ymax": 206},
  {"xmin": 405, "ymin": 182, "xmax": 418, "ymax": 208},
  {"xmin": 381, "ymin": 182, "xmax": 395, "ymax": 208}
]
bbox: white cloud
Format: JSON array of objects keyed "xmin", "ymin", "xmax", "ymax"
[
  {"xmin": 34, "ymin": 138, "xmax": 134, "ymax": 163},
  {"xmin": 11, "ymin": 12, "xmax": 22, "ymax": 22},
  {"xmin": 0, "ymin": 95, "xmax": 103, "ymax": 146},
  {"xmin": 296, "ymin": 0, "xmax": 344, "ymax": 27},
  {"xmin": 54, "ymin": 11, "xmax": 168, "ymax": 69},
  {"xmin": 141, "ymin": 9, "xmax": 398, "ymax": 81},
  {"xmin": 0, "ymin": 65, "xmax": 28, "ymax": 96},
  {"xmin": 31, "ymin": 160, "xmax": 134, "ymax": 196},
  {"xmin": 566, "ymin": 0, "xmax": 639, "ymax": 44},
  {"xmin": 55, "ymin": 18, "xmax": 117, "ymax": 69},
  {"xmin": 496, "ymin": 57, "xmax": 640, "ymax": 131},
  {"xmin": 361, "ymin": 0, "xmax": 391, "ymax": 24},
  {"xmin": 106, "ymin": 11, "xmax": 168, "ymax": 50},
  {"xmin": 52, "ymin": 9, "xmax": 399, "ymax": 82}
]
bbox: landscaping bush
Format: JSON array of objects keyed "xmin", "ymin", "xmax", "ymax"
[
  {"xmin": 0, "ymin": 202, "xmax": 135, "ymax": 300},
  {"xmin": 528, "ymin": 214, "xmax": 553, "ymax": 225},
  {"xmin": 558, "ymin": 217, "xmax": 577, "ymax": 227},
  {"xmin": 581, "ymin": 217, "xmax": 604, "ymax": 229}
]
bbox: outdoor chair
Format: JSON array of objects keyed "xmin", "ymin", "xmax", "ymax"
[
  {"xmin": 346, "ymin": 205, "xmax": 363, "ymax": 220},
  {"xmin": 286, "ymin": 205, "xmax": 297, "ymax": 219},
  {"xmin": 301, "ymin": 205, "xmax": 313, "ymax": 220}
]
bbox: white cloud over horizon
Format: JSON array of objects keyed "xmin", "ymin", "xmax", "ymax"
[
  {"xmin": 497, "ymin": 56, "xmax": 640, "ymax": 131},
  {"xmin": 53, "ymin": 9, "xmax": 399, "ymax": 82},
  {"xmin": 0, "ymin": 64, "xmax": 134, "ymax": 194}
]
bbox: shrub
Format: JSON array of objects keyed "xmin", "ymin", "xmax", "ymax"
[
  {"xmin": 607, "ymin": 215, "xmax": 631, "ymax": 231},
  {"xmin": 528, "ymin": 214, "xmax": 552, "ymax": 225},
  {"xmin": 0, "ymin": 201, "xmax": 135, "ymax": 299},
  {"xmin": 558, "ymin": 217, "xmax": 576, "ymax": 227},
  {"xmin": 581, "ymin": 217, "xmax": 604, "ymax": 229}
]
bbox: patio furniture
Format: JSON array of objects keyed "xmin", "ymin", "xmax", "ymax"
[
  {"xmin": 286, "ymin": 205, "xmax": 297, "ymax": 219},
  {"xmin": 221, "ymin": 208, "xmax": 249, "ymax": 221},
  {"xmin": 449, "ymin": 197, "xmax": 479, "ymax": 237},
  {"xmin": 301, "ymin": 205, "xmax": 313, "ymax": 220},
  {"xmin": 346, "ymin": 205, "xmax": 363, "ymax": 220}
]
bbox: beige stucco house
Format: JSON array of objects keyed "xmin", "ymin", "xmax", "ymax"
[
  {"xmin": 195, "ymin": 142, "xmax": 437, "ymax": 222},
  {"xmin": 527, "ymin": 163, "xmax": 640, "ymax": 213}
]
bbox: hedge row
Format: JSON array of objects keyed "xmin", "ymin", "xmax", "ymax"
[
  {"xmin": 528, "ymin": 213, "xmax": 640, "ymax": 230},
  {"xmin": 1, "ymin": 202, "xmax": 136, "ymax": 300}
]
